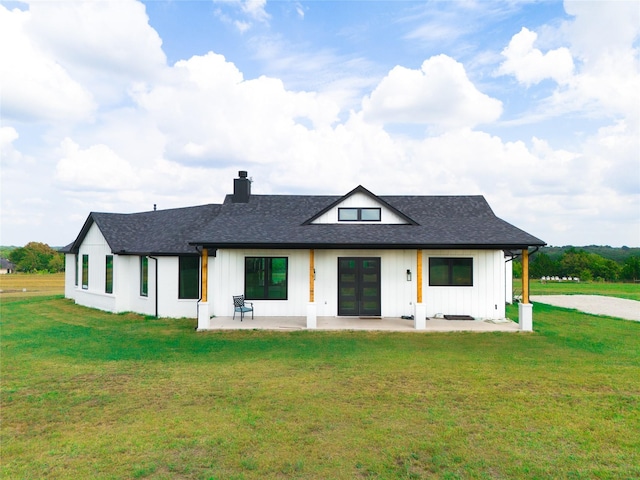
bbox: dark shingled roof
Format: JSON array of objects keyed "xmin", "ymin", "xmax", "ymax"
[
  {"xmin": 190, "ymin": 192, "xmax": 545, "ymax": 249},
  {"xmin": 63, "ymin": 187, "xmax": 544, "ymax": 255},
  {"xmin": 64, "ymin": 204, "xmax": 221, "ymax": 255}
]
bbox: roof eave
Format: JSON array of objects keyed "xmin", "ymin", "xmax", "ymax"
[{"xmin": 192, "ymin": 241, "xmax": 547, "ymax": 250}]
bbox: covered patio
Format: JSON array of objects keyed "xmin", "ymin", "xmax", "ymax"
[{"xmin": 198, "ymin": 316, "xmax": 522, "ymax": 332}]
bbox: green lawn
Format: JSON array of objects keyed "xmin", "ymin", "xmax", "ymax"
[
  {"xmin": 2, "ymin": 295, "xmax": 639, "ymax": 479},
  {"xmin": 515, "ymin": 278, "xmax": 640, "ymax": 301}
]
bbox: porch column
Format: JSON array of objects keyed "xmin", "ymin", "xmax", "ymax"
[
  {"xmin": 307, "ymin": 249, "xmax": 317, "ymax": 328},
  {"xmin": 414, "ymin": 249, "xmax": 426, "ymax": 330},
  {"xmin": 197, "ymin": 248, "xmax": 210, "ymax": 331},
  {"xmin": 518, "ymin": 248, "xmax": 533, "ymax": 331}
]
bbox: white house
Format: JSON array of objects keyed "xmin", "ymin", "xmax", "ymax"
[{"xmin": 62, "ymin": 171, "xmax": 544, "ymax": 330}]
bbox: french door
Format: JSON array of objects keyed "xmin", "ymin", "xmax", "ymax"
[{"xmin": 337, "ymin": 257, "xmax": 381, "ymax": 316}]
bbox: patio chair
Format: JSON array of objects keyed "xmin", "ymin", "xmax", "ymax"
[{"xmin": 233, "ymin": 295, "xmax": 254, "ymax": 321}]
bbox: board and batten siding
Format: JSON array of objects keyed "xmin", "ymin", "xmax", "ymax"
[
  {"xmin": 64, "ymin": 223, "xmax": 199, "ymax": 318},
  {"xmin": 208, "ymin": 248, "xmax": 417, "ymax": 318},
  {"xmin": 68, "ymin": 222, "xmax": 117, "ymax": 312},
  {"xmin": 423, "ymin": 250, "xmax": 506, "ymax": 319},
  {"xmin": 314, "ymin": 249, "xmax": 415, "ymax": 317},
  {"xmin": 208, "ymin": 249, "xmax": 311, "ymax": 317},
  {"xmin": 113, "ymin": 255, "xmax": 199, "ymax": 319}
]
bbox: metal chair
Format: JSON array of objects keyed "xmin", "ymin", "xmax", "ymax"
[{"xmin": 233, "ymin": 295, "xmax": 254, "ymax": 321}]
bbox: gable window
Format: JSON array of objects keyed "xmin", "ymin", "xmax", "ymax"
[
  {"xmin": 338, "ymin": 207, "xmax": 381, "ymax": 222},
  {"xmin": 105, "ymin": 255, "xmax": 113, "ymax": 294},
  {"xmin": 179, "ymin": 256, "xmax": 199, "ymax": 299},
  {"xmin": 429, "ymin": 258, "xmax": 473, "ymax": 286},
  {"xmin": 245, "ymin": 257, "xmax": 288, "ymax": 300},
  {"xmin": 82, "ymin": 254, "xmax": 89, "ymax": 290},
  {"xmin": 140, "ymin": 256, "xmax": 148, "ymax": 297}
]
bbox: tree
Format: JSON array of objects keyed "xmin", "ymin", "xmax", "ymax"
[
  {"xmin": 559, "ymin": 248, "xmax": 620, "ymax": 282},
  {"xmin": 8, "ymin": 242, "xmax": 64, "ymax": 273},
  {"xmin": 529, "ymin": 252, "xmax": 559, "ymax": 278},
  {"xmin": 621, "ymin": 255, "xmax": 640, "ymax": 282}
]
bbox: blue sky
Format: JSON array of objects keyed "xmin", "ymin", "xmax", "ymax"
[{"xmin": 1, "ymin": 0, "xmax": 639, "ymax": 247}]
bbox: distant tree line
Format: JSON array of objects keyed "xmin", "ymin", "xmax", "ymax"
[
  {"xmin": 515, "ymin": 247, "xmax": 640, "ymax": 282},
  {"xmin": 6, "ymin": 242, "xmax": 65, "ymax": 273}
]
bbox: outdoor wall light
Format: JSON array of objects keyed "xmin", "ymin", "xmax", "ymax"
[{"xmin": 406, "ymin": 269, "xmax": 412, "ymax": 281}]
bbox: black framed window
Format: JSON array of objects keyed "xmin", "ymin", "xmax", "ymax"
[
  {"xmin": 429, "ymin": 258, "xmax": 473, "ymax": 286},
  {"xmin": 338, "ymin": 207, "xmax": 381, "ymax": 222},
  {"xmin": 140, "ymin": 256, "xmax": 148, "ymax": 297},
  {"xmin": 245, "ymin": 257, "xmax": 288, "ymax": 300},
  {"xmin": 82, "ymin": 254, "xmax": 89, "ymax": 289},
  {"xmin": 75, "ymin": 255, "xmax": 79, "ymax": 286},
  {"xmin": 179, "ymin": 256, "xmax": 199, "ymax": 299},
  {"xmin": 105, "ymin": 255, "xmax": 113, "ymax": 294}
]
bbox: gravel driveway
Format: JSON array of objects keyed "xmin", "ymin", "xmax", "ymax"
[{"xmin": 531, "ymin": 295, "xmax": 640, "ymax": 321}]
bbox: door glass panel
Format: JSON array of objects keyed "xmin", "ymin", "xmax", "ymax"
[
  {"xmin": 341, "ymin": 287, "xmax": 355, "ymax": 296},
  {"xmin": 363, "ymin": 287, "xmax": 378, "ymax": 297},
  {"xmin": 362, "ymin": 273, "xmax": 377, "ymax": 282},
  {"xmin": 341, "ymin": 274, "xmax": 355, "ymax": 283}
]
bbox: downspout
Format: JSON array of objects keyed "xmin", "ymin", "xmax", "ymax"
[{"xmin": 149, "ymin": 256, "xmax": 158, "ymax": 318}]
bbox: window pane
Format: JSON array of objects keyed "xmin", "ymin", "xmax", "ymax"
[
  {"xmin": 140, "ymin": 257, "xmax": 148, "ymax": 297},
  {"xmin": 338, "ymin": 208, "xmax": 358, "ymax": 221},
  {"xmin": 245, "ymin": 257, "xmax": 288, "ymax": 300},
  {"xmin": 75, "ymin": 255, "xmax": 79, "ymax": 286},
  {"xmin": 360, "ymin": 208, "xmax": 381, "ymax": 221},
  {"xmin": 105, "ymin": 255, "xmax": 113, "ymax": 294},
  {"xmin": 429, "ymin": 258, "xmax": 449, "ymax": 286},
  {"xmin": 179, "ymin": 256, "xmax": 199, "ymax": 299},
  {"xmin": 452, "ymin": 259, "xmax": 473, "ymax": 286},
  {"xmin": 429, "ymin": 258, "xmax": 473, "ymax": 286},
  {"xmin": 82, "ymin": 255, "xmax": 89, "ymax": 290}
]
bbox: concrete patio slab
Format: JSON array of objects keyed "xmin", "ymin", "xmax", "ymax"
[{"xmin": 199, "ymin": 316, "xmax": 522, "ymax": 332}]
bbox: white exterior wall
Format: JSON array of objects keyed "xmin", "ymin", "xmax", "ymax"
[
  {"xmin": 423, "ymin": 250, "xmax": 506, "ymax": 319},
  {"xmin": 208, "ymin": 249, "xmax": 311, "ymax": 317},
  {"xmin": 70, "ymin": 223, "xmax": 117, "ymax": 312},
  {"xmin": 65, "ymin": 232, "xmax": 507, "ymax": 320},
  {"xmin": 64, "ymin": 253, "xmax": 77, "ymax": 299},
  {"xmin": 64, "ymin": 224, "xmax": 199, "ymax": 318},
  {"xmin": 314, "ymin": 249, "xmax": 416, "ymax": 317}
]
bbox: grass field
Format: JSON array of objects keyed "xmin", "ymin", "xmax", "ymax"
[
  {"xmin": 514, "ymin": 278, "xmax": 640, "ymax": 301},
  {"xmin": 0, "ymin": 272, "xmax": 65, "ymax": 297},
  {"xmin": 2, "ymin": 279, "xmax": 639, "ymax": 479}
]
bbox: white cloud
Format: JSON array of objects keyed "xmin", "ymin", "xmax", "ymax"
[
  {"xmin": 215, "ymin": 0, "xmax": 270, "ymax": 33},
  {"xmin": 2, "ymin": 0, "xmax": 638, "ymax": 248},
  {"xmin": 362, "ymin": 55, "xmax": 503, "ymax": 128},
  {"xmin": 55, "ymin": 138, "xmax": 140, "ymax": 191},
  {"xmin": 241, "ymin": 0, "xmax": 269, "ymax": 22},
  {"xmin": 0, "ymin": 5, "xmax": 95, "ymax": 122},
  {"xmin": 498, "ymin": 27, "xmax": 574, "ymax": 86},
  {"xmin": 132, "ymin": 51, "xmax": 340, "ymax": 165},
  {"xmin": 25, "ymin": 0, "xmax": 166, "ymax": 80}
]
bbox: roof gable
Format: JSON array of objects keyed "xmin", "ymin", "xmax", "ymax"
[
  {"xmin": 66, "ymin": 204, "xmax": 221, "ymax": 255},
  {"xmin": 303, "ymin": 185, "xmax": 418, "ymax": 225}
]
